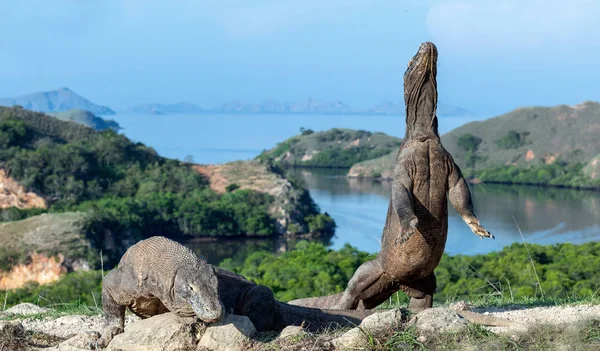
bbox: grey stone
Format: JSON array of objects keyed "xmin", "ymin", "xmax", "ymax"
[
  {"xmin": 409, "ymin": 308, "xmax": 469, "ymax": 335},
  {"xmin": 106, "ymin": 312, "xmax": 202, "ymax": 351},
  {"xmin": 4, "ymin": 302, "xmax": 48, "ymax": 315},
  {"xmin": 52, "ymin": 333, "xmax": 99, "ymax": 351},
  {"xmin": 197, "ymin": 314, "xmax": 256, "ymax": 351},
  {"xmin": 279, "ymin": 325, "xmax": 307, "ymax": 339},
  {"xmin": 332, "ymin": 308, "xmax": 407, "ymax": 350}
]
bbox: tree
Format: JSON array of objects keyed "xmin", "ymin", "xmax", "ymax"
[{"xmin": 457, "ymin": 133, "xmax": 484, "ymax": 175}]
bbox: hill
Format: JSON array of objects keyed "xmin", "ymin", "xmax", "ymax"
[
  {"xmin": 257, "ymin": 128, "xmax": 402, "ymax": 168},
  {"xmin": 349, "ymin": 101, "xmax": 600, "ymax": 188},
  {"xmin": 121, "ymin": 102, "xmax": 203, "ymax": 115},
  {"xmin": 49, "ymin": 109, "xmax": 121, "ymax": 131},
  {"xmin": 0, "ymin": 88, "xmax": 115, "ymax": 115},
  {"xmin": 0, "ymin": 106, "xmax": 334, "ymax": 273}
]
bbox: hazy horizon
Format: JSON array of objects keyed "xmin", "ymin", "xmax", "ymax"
[{"xmin": 1, "ymin": 1, "xmax": 599, "ymax": 117}]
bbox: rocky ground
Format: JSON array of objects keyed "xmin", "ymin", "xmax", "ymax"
[{"xmin": 0, "ymin": 302, "xmax": 598, "ymax": 350}]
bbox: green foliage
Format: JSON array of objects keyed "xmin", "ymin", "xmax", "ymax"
[
  {"xmin": 221, "ymin": 241, "xmax": 372, "ymax": 301},
  {"xmin": 436, "ymin": 242, "xmax": 600, "ymax": 300},
  {"xmin": 1, "ymin": 271, "xmax": 103, "ymax": 308},
  {"xmin": 225, "ymin": 183, "xmax": 240, "ymax": 192},
  {"xmin": 220, "ymin": 241, "xmax": 600, "ymax": 302},
  {"xmin": 477, "ymin": 161, "xmax": 600, "ymax": 189},
  {"xmin": 0, "ymin": 118, "xmax": 27, "ymax": 148},
  {"xmin": 457, "ymin": 133, "xmax": 482, "ymax": 152},
  {"xmin": 258, "ymin": 128, "xmax": 401, "ymax": 168},
  {"xmin": 0, "ymin": 208, "xmax": 47, "ymax": 223},
  {"xmin": 299, "ymin": 127, "xmax": 314, "ymax": 135},
  {"xmin": 305, "ymin": 213, "xmax": 336, "ymax": 234},
  {"xmin": 0, "ymin": 107, "xmax": 310, "ymax": 267},
  {"xmin": 495, "ymin": 130, "xmax": 530, "ymax": 149}
]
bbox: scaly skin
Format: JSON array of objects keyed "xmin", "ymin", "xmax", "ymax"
[
  {"xmin": 289, "ymin": 42, "xmax": 494, "ymax": 312},
  {"xmin": 97, "ymin": 237, "xmax": 225, "ymax": 347}
]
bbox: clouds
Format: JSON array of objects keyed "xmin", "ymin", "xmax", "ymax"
[{"xmin": 427, "ymin": 0, "xmax": 600, "ymax": 56}]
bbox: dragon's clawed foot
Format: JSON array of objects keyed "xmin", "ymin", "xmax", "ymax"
[
  {"xmin": 467, "ymin": 219, "xmax": 494, "ymax": 240},
  {"xmin": 395, "ymin": 217, "xmax": 418, "ymax": 246},
  {"xmin": 93, "ymin": 325, "xmax": 124, "ymax": 349}
]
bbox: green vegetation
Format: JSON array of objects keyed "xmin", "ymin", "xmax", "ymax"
[
  {"xmin": 221, "ymin": 241, "xmax": 370, "ymax": 301},
  {"xmin": 223, "ymin": 241, "xmax": 599, "ymax": 303},
  {"xmin": 495, "ymin": 130, "xmax": 530, "ymax": 150},
  {"xmin": 1, "ymin": 241, "xmax": 598, "ymax": 322},
  {"xmin": 258, "ymin": 128, "xmax": 401, "ymax": 168},
  {"xmin": 477, "ymin": 161, "xmax": 600, "ymax": 189},
  {"xmin": 0, "ymin": 107, "xmax": 333, "ymax": 267},
  {"xmin": 443, "ymin": 102, "xmax": 600, "ymax": 172},
  {"xmin": 457, "ymin": 133, "xmax": 486, "ymax": 171}
]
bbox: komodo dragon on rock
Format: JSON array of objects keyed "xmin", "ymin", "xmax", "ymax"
[
  {"xmin": 98, "ymin": 236, "xmax": 373, "ymax": 347},
  {"xmin": 289, "ymin": 42, "xmax": 494, "ymax": 312},
  {"xmin": 97, "ymin": 236, "xmax": 225, "ymax": 347}
]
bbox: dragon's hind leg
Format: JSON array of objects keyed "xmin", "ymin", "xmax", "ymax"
[
  {"xmin": 401, "ymin": 272, "xmax": 436, "ymax": 312},
  {"xmin": 332, "ymin": 258, "xmax": 386, "ymax": 310}
]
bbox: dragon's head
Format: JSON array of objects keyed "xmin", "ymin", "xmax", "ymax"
[
  {"xmin": 403, "ymin": 41, "xmax": 440, "ymax": 141},
  {"xmin": 174, "ymin": 263, "xmax": 225, "ymax": 323}
]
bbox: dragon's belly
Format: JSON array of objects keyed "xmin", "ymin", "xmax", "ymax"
[{"xmin": 380, "ymin": 206, "xmax": 448, "ymax": 281}]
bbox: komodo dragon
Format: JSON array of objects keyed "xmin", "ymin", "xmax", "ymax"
[
  {"xmin": 289, "ymin": 42, "xmax": 494, "ymax": 312},
  {"xmin": 98, "ymin": 236, "xmax": 225, "ymax": 347},
  {"xmin": 98, "ymin": 236, "xmax": 373, "ymax": 347}
]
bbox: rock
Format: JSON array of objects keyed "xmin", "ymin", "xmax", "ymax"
[
  {"xmin": 106, "ymin": 313, "xmax": 203, "ymax": 351},
  {"xmin": 450, "ymin": 300, "xmax": 473, "ymax": 312},
  {"xmin": 4, "ymin": 302, "xmax": 48, "ymax": 315},
  {"xmin": 360, "ymin": 308, "xmax": 407, "ymax": 331},
  {"xmin": 332, "ymin": 328, "xmax": 367, "ymax": 350},
  {"xmin": 197, "ymin": 314, "xmax": 257, "ymax": 351},
  {"xmin": 51, "ymin": 332, "xmax": 99, "ymax": 351},
  {"xmin": 332, "ymin": 308, "xmax": 408, "ymax": 350},
  {"xmin": 409, "ymin": 308, "xmax": 469, "ymax": 335},
  {"xmin": 279, "ymin": 325, "xmax": 307, "ymax": 339}
]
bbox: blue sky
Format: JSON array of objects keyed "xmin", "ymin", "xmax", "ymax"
[{"xmin": 0, "ymin": 0, "xmax": 599, "ymax": 116}]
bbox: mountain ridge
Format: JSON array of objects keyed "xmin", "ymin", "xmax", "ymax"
[{"xmin": 0, "ymin": 88, "xmax": 115, "ymax": 115}]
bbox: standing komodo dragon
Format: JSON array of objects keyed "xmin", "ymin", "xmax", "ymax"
[
  {"xmin": 98, "ymin": 236, "xmax": 225, "ymax": 347},
  {"xmin": 289, "ymin": 42, "xmax": 494, "ymax": 311}
]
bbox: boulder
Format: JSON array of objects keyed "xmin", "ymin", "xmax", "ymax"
[
  {"xmin": 278, "ymin": 325, "xmax": 307, "ymax": 340},
  {"xmin": 197, "ymin": 314, "xmax": 257, "ymax": 351},
  {"xmin": 4, "ymin": 302, "xmax": 48, "ymax": 315},
  {"xmin": 333, "ymin": 308, "xmax": 408, "ymax": 349},
  {"xmin": 106, "ymin": 313, "xmax": 203, "ymax": 351},
  {"xmin": 51, "ymin": 332, "xmax": 99, "ymax": 351},
  {"xmin": 409, "ymin": 308, "xmax": 469, "ymax": 335}
]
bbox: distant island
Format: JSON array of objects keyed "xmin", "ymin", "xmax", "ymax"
[
  {"xmin": 0, "ymin": 87, "xmax": 115, "ymax": 115},
  {"xmin": 122, "ymin": 98, "xmax": 476, "ymax": 117},
  {"xmin": 0, "ymin": 88, "xmax": 475, "ymax": 117},
  {"xmin": 120, "ymin": 102, "xmax": 204, "ymax": 115}
]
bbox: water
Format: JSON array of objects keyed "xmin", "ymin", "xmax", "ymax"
[
  {"xmin": 112, "ymin": 112, "xmax": 479, "ymax": 164},
  {"xmin": 111, "ymin": 113, "xmax": 600, "ymax": 264}
]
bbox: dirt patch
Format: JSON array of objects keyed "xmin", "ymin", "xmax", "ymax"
[{"xmin": 0, "ymin": 169, "xmax": 46, "ymax": 210}]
